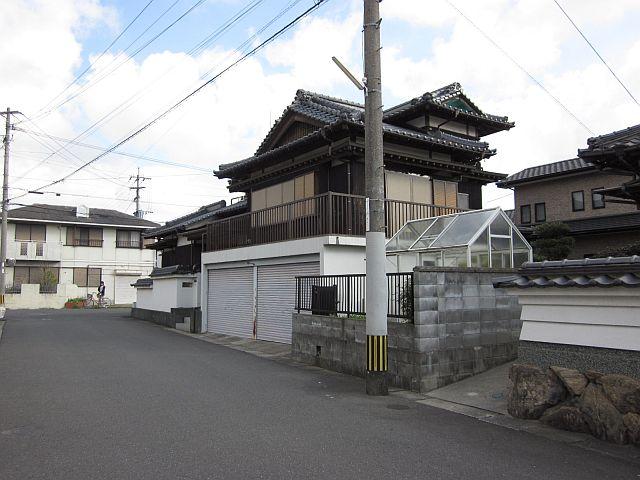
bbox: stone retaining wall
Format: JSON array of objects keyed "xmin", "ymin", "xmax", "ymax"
[
  {"xmin": 508, "ymin": 363, "xmax": 640, "ymax": 445},
  {"xmin": 292, "ymin": 267, "xmax": 522, "ymax": 392}
]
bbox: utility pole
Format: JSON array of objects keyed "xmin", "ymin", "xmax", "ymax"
[
  {"xmin": 0, "ymin": 108, "xmax": 20, "ymax": 309},
  {"xmin": 129, "ymin": 167, "xmax": 150, "ymax": 218},
  {"xmin": 363, "ymin": 0, "xmax": 388, "ymax": 395}
]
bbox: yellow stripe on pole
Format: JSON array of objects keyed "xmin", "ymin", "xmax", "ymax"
[{"xmin": 366, "ymin": 335, "xmax": 388, "ymax": 372}]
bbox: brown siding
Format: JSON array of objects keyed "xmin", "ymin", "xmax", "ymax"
[{"xmin": 513, "ymin": 171, "xmax": 636, "ymax": 225}]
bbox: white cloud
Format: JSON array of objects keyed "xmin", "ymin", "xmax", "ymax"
[{"xmin": 4, "ymin": 0, "xmax": 640, "ymax": 221}]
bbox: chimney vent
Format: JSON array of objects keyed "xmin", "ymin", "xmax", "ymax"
[{"xmin": 76, "ymin": 205, "xmax": 90, "ymax": 218}]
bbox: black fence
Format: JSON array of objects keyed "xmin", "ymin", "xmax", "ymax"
[{"xmin": 295, "ymin": 272, "xmax": 413, "ymax": 320}]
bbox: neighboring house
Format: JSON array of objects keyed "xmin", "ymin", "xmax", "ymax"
[
  {"xmin": 198, "ymin": 83, "xmax": 514, "ymax": 343},
  {"xmin": 497, "ymin": 158, "xmax": 640, "ymax": 258},
  {"xmin": 133, "ymin": 199, "xmax": 245, "ymax": 323},
  {"xmin": 578, "ymin": 123, "xmax": 640, "ymax": 207},
  {"xmin": 5, "ymin": 204, "xmax": 158, "ymax": 308}
]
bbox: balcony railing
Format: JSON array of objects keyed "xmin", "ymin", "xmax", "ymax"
[
  {"xmin": 116, "ymin": 240, "xmax": 141, "ymax": 248},
  {"xmin": 66, "ymin": 239, "xmax": 103, "ymax": 247},
  {"xmin": 12, "ymin": 241, "xmax": 61, "ymax": 261},
  {"xmin": 205, "ymin": 191, "xmax": 462, "ymax": 252}
]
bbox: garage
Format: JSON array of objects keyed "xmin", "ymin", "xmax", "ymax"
[
  {"xmin": 256, "ymin": 262, "xmax": 319, "ymax": 343},
  {"xmin": 114, "ymin": 274, "xmax": 140, "ymax": 305},
  {"xmin": 207, "ymin": 267, "xmax": 254, "ymax": 338}
]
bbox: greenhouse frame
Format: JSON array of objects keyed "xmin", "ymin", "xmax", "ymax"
[{"xmin": 385, "ymin": 208, "xmax": 533, "ymax": 271}]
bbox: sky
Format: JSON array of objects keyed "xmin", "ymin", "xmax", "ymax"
[{"xmin": 2, "ymin": 0, "xmax": 640, "ymax": 224}]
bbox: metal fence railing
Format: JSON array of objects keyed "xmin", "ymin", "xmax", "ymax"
[
  {"xmin": 39, "ymin": 284, "xmax": 58, "ymax": 294},
  {"xmin": 295, "ymin": 272, "xmax": 413, "ymax": 320}
]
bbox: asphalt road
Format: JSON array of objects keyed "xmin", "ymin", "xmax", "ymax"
[{"xmin": 0, "ymin": 309, "xmax": 637, "ymax": 480}]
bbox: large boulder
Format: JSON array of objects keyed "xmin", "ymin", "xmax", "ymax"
[
  {"xmin": 540, "ymin": 404, "xmax": 590, "ymax": 434},
  {"xmin": 550, "ymin": 366, "xmax": 588, "ymax": 397},
  {"xmin": 623, "ymin": 413, "xmax": 640, "ymax": 445},
  {"xmin": 508, "ymin": 364, "xmax": 566, "ymax": 419},
  {"xmin": 578, "ymin": 383, "xmax": 627, "ymax": 444},
  {"xmin": 598, "ymin": 374, "xmax": 640, "ymax": 415}
]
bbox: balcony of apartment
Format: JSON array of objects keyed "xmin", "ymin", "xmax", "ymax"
[
  {"xmin": 205, "ymin": 192, "xmax": 463, "ymax": 252},
  {"xmin": 9, "ymin": 240, "xmax": 62, "ymax": 261}
]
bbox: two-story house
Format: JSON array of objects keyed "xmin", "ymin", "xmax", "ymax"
[
  {"xmin": 578, "ymin": 123, "xmax": 640, "ymax": 207},
  {"xmin": 497, "ymin": 158, "xmax": 640, "ymax": 259},
  {"xmin": 199, "ymin": 83, "xmax": 514, "ymax": 343},
  {"xmin": 6, "ymin": 204, "xmax": 158, "ymax": 308}
]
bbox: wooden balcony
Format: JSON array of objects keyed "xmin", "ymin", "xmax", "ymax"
[{"xmin": 204, "ymin": 192, "xmax": 463, "ymax": 252}]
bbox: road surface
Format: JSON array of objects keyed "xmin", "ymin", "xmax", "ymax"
[{"xmin": 0, "ymin": 309, "xmax": 637, "ymax": 479}]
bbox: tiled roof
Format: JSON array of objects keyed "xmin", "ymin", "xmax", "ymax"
[
  {"xmin": 8, "ymin": 204, "xmax": 158, "ymax": 228},
  {"xmin": 585, "ymin": 123, "xmax": 640, "ymax": 151},
  {"xmin": 219, "ymin": 87, "xmax": 497, "ymax": 176},
  {"xmin": 144, "ymin": 199, "xmax": 247, "ymax": 238},
  {"xmin": 497, "ymin": 158, "xmax": 593, "ymax": 187},
  {"xmin": 384, "ymin": 82, "xmax": 513, "ymax": 127},
  {"xmin": 493, "ymin": 256, "xmax": 640, "ymax": 289},
  {"xmin": 563, "ymin": 211, "xmax": 640, "ymax": 234}
]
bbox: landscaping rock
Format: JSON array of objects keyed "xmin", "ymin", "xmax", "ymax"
[
  {"xmin": 578, "ymin": 383, "xmax": 627, "ymax": 444},
  {"xmin": 507, "ymin": 364, "xmax": 566, "ymax": 419},
  {"xmin": 598, "ymin": 374, "xmax": 640, "ymax": 415},
  {"xmin": 540, "ymin": 404, "xmax": 590, "ymax": 434},
  {"xmin": 623, "ymin": 413, "xmax": 640, "ymax": 445},
  {"xmin": 584, "ymin": 370, "xmax": 603, "ymax": 383},
  {"xmin": 550, "ymin": 366, "xmax": 588, "ymax": 397}
]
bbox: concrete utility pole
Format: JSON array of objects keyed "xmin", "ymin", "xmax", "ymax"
[
  {"xmin": 363, "ymin": 0, "xmax": 388, "ymax": 395},
  {"xmin": 130, "ymin": 167, "xmax": 150, "ymax": 218},
  {"xmin": 0, "ymin": 108, "xmax": 20, "ymax": 308}
]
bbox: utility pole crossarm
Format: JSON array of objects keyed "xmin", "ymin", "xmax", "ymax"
[{"xmin": 130, "ymin": 167, "xmax": 151, "ymax": 218}]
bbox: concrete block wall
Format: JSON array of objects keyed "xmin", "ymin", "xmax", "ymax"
[
  {"xmin": 413, "ymin": 268, "xmax": 521, "ymax": 391},
  {"xmin": 291, "ymin": 267, "xmax": 522, "ymax": 393}
]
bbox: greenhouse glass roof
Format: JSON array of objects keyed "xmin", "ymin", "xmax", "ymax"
[{"xmin": 386, "ymin": 208, "xmax": 529, "ymax": 252}]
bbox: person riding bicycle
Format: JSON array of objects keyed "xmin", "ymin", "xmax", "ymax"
[{"xmin": 97, "ymin": 281, "xmax": 106, "ymax": 306}]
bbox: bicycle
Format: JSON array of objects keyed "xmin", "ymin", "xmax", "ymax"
[{"xmin": 84, "ymin": 294, "xmax": 113, "ymax": 308}]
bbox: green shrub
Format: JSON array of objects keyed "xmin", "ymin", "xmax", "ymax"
[{"xmin": 531, "ymin": 222, "xmax": 575, "ymax": 261}]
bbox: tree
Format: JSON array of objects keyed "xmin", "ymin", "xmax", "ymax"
[{"xmin": 531, "ymin": 222, "xmax": 575, "ymax": 261}]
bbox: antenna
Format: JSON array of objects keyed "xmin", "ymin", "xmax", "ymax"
[{"xmin": 332, "ymin": 56, "xmax": 365, "ymax": 91}]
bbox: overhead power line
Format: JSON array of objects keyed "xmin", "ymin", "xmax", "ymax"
[
  {"xmin": 11, "ymin": 0, "xmax": 330, "ymax": 201},
  {"xmin": 38, "ymin": 0, "xmax": 208, "ymax": 118},
  {"xmin": 37, "ymin": 0, "xmax": 157, "ymax": 115},
  {"xmin": 24, "ymin": 0, "xmax": 266, "ymax": 172},
  {"xmin": 445, "ymin": 0, "xmax": 594, "ymax": 135},
  {"xmin": 13, "ymin": 127, "xmax": 211, "ymax": 172},
  {"xmin": 553, "ymin": 0, "xmax": 639, "ymax": 107}
]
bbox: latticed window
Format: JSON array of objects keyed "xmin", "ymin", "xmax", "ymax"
[
  {"xmin": 116, "ymin": 230, "xmax": 141, "ymax": 248},
  {"xmin": 66, "ymin": 227, "xmax": 103, "ymax": 247},
  {"xmin": 73, "ymin": 267, "xmax": 102, "ymax": 287}
]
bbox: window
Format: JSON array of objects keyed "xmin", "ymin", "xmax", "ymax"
[
  {"xmin": 571, "ymin": 191, "xmax": 585, "ymax": 212},
  {"xmin": 432, "ymin": 179, "xmax": 458, "ymax": 208},
  {"xmin": 534, "ymin": 203, "xmax": 546, "ymax": 223},
  {"xmin": 73, "ymin": 267, "xmax": 102, "ymax": 287},
  {"xmin": 251, "ymin": 172, "xmax": 315, "ymax": 212},
  {"xmin": 15, "ymin": 223, "xmax": 46, "ymax": 241},
  {"xmin": 66, "ymin": 227, "xmax": 103, "ymax": 247},
  {"xmin": 592, "ymin": 188, "xmax": 605, "ymax": 209},
  {"xmin": 116, "ymin": 230, "xmax": 141, "ymax": 248},
  {"xmin": 520, "ymin": 205, "xmax": 531, "ymax": 224},
  {"xmin": 13, "ymin": 266, "xmax": 59, "ymax": 286}
]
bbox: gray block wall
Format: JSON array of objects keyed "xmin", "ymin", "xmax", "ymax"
[{"xmin": 291, "ymin": 267, "xmax": 522, "ymax": 393}]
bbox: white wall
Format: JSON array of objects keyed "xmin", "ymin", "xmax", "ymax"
[
  {"xmin": 135, "ymin": 274, "xmax": 199, "ymax": 313},
  {"xmin": 5, "ymin": 283, "xmax": 82, "ymax": 309},
  {"xmin": 517, "ymin": 288, "xmax": 640, "ymax": 351}
]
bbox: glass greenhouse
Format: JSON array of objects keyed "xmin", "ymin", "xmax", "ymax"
[{"xmin": 386, "ymin": 208, "xmax": 533, "ymax": 271}]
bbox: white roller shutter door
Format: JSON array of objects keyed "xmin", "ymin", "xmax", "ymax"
[
  {"xmin": 115, "ymin": 275, "xmax": 138, "ymax": 305},
  {"xmin": 207, "ymin": 267, "xmax": 254, "ymax": 338},
  {"xmin": 257, "ymin": 262, "xmax": 319, "ymax": 343}
]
